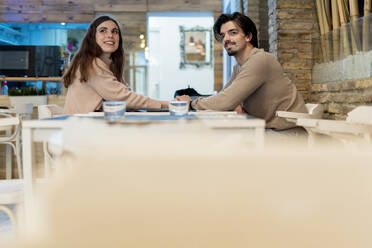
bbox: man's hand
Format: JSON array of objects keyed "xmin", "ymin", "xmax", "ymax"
[
  {"xmin": 175, "ymin": 95, "xmax": 191, "ymax": 101},
  {"xmin": 234, "ymin": 104, "xmax": 246, "ymax": 114}
]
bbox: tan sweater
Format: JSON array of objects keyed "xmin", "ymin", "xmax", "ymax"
[
  {"xmin": 64, "ymin": 58, "xmax": 162, "ymax": 114},
  {"xmin": 191, "ymin": 48, "xmax": 307, "ymax": 130}
]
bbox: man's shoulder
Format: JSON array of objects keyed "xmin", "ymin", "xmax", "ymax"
[
  {"xmin": 251, "ymin": 48, "xmax": 275, "ymax": 60},
  {"xmin": 240, "ymin": 48, "xmax": 269, "ymax": 68},
  {"xmin": 244, "ymin": 48, "xmax": 278, "ymax": 68}
]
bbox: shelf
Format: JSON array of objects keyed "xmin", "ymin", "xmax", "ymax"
[{"xmin": 0, "ymin": 77, "xmax": 62, "ymax": 82}]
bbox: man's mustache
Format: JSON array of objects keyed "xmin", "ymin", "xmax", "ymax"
[{"xmin": 224, "ymin": 41, "xmax": 236, "ymax": 47}]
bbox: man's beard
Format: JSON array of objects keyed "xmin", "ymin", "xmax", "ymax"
[
  {"xmin": 226, "ymin": 49, "xmax": 237, "ymax": 56},
  {"xmin": 225, "ymin": 42, "xmax": 237, "ymax": 56}
]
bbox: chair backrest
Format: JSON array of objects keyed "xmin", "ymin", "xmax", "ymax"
[
  {"xmin": 0, "ymin": 113, "xmax": 20, "ymax": 141},
  {"xmin": 0, "ymin": 115, "xmax": 19, "ymax": 126},
  {"xmin": 38, "ymin": 104, "xmax": 64, "ymax": 119}
]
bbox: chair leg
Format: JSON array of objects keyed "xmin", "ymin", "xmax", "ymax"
[
  {"xmin": 15, "ymin": 151, "xmax": 22, "ymax": 179},
  {"xmin": 15, "ymin": 137, "xmax": 23, "ymax": 179},
  {"xmin": 5, "ymin": 144, "xmax": 12, "ymax": 179},
  {"xmin": 15, "ymin": 202, "xmax": 24, "ymax": 235},
  {"xmin": 6, "ymin": 141, "xmax": 22, "ymax": 179}
]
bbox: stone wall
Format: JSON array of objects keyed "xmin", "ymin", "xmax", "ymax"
[
  {"xmin": 311, "ymin": 78, "xmax": 372, "ymax": 120},
  {"xmin": 268, "ymin": 0, "xmax": 319, "ymax": 101}
]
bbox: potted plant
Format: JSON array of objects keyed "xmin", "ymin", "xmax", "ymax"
[{"xmin": 8, "ymin": 86, "xmax": 47, "ymax": 107}]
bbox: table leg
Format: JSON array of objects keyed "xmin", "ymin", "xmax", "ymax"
[
  {"xmin": 255, "ymin": 127, "xmax": 265, "ymax": 151},
  {"xmin": 43, "ymin": 142, "xmax": 50, "ymax": 177},
  {"xmin": 307, "ymin": 129, "xmax": 316, "ymax": 148},
  {"xmin": 22, "ymin": 127, "xmax": 34, "ymax": 233}
]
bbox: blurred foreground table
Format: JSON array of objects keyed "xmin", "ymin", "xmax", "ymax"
[{"xmin": 21, "ymin": 112, "xmax": 265, "ymax": 234}]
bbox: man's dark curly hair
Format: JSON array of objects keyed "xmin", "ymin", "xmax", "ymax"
[{"xmin": 213, "ymin": 12, "xmax": 258, "ymax": 48}]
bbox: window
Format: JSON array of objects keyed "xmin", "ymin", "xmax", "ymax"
[{"xmin": 128, "ymin": 50, "xmax": 148, "ymax": 95}]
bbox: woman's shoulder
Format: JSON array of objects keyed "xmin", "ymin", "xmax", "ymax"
[
  {"xmin": 92, "ymin": 57, "xmax": 110, "ymax": 69},
  {"xmin": 90, "ymin": 57, "xmax": 113, "ymax": 75}
]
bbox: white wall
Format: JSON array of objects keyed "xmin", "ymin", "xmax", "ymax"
[{"xmin": 147, "ymin": 12, "xmax": 214, "ymax": 100}]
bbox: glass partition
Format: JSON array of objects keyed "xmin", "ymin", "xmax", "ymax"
[{"xmin": 312, "ymin": 14, "xmax": 372, "ymax": 83}]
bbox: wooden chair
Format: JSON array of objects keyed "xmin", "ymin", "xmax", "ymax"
[
  {"xmin": 276, "ymin": 103, "xmax": 324, "ymax": 123},
  {"xmin": 38, "ymin": 104, "xmax": 64, "ymax": 120},
  {"xmin": 297, "ymin": 106, "xmax": 372, "ymax": 147},
  {"xmin": 0, "ymin": 112, "xmax": 22, "ymax": 179}
]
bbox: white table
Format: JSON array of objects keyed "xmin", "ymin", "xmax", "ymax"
[
  {"xmin": 21, "ymin": 113, "xmax": 265, "ymax": 234},
  {"xmin": 21, "ymin": 119, "xmax": 65, "ymax": 232}
]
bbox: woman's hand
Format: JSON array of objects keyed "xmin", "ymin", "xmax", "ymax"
[
  {"xmin": 160, "ymin": 101, "xmax": 169, "ymax": 109},
  {"xmin": 234, "ymin": 104, "xmax": 246, "ymax": 114},
  {"xmin": 175, "ymin": 95, "xmax": 191, "ymax": 101}
]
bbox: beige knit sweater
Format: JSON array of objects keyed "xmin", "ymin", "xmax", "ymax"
[
  {"xmin": 64, "ymin": 57, "xmax": 162, "ymax": 114},
  {"xmin": 191, "ymin": 48, "xmax": 307, "ymax": 130}
]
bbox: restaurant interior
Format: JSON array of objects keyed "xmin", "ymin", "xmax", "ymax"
[{"xmin": 1, "ymin": 0, "xmax": 372, "ymax": 247}]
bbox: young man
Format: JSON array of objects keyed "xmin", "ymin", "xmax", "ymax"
[{"xmin": 176, "ymin": 12, "xmax": 307, "ymax": 130}]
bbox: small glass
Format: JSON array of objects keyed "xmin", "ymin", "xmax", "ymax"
[
  {"xmin": 169, "ymin": 100, "xmax": 189, "ymax": 116},
  {"xmin": 103, "ymin": 101, "xmax": 126, "ymax": 122}
]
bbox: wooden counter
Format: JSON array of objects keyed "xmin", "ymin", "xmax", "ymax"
[
  {"xmin": 0, "ymin": 77, "xmax": 61, "ymax": 82},
  {"xmin": 0, "ymin": 77, "xmax": 65, "ymax": 94}
]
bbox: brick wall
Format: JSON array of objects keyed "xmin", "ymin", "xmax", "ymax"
[
  {"xmin": 247, "ymin": 0, "xmax": 269, "ymax": 51},
  {"xmin": 268, "ymin": 0, "xmax": 319, "ymax": 102}
]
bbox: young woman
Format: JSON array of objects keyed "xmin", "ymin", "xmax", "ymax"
[{"xmin": 63, "ymin": 15, "xmax": 168, "ymax": 114}]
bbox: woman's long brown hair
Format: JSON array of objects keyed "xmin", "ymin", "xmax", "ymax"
[{"xmin": 62, "ymin": 15, "xmax": 124, "ymax": 88}]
